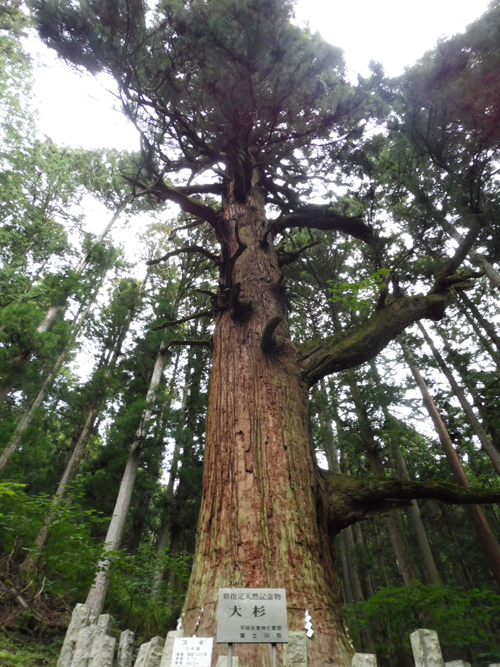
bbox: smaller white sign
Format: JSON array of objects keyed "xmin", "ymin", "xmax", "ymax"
[{"xmin": 171, "ymin": 637, "xmax": 213, "ymax": 667}]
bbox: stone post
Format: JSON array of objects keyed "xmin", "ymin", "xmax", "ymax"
[
  {"xmin": 352, "ymin": 654, "xmax": 377, "ymax": 666},
  {"xmin": 445, "ymin": 662, "xmax": 471, "ymax": 667},
  {"xmin": 159, "ymin": 630, "xmax": 187, "ymax": 667},
  {"xmin": 71, "ymin": 625, "xmax": 98, "ymax": 667},
  {"xmin": 134, "ymin": 636, "xmax": 165, "ymax": 667},
  {"xmin": 89, "ymin": 632, "xmax": 116, "ymax": 667},
  {"xmin": 410, "ymin": 629, "xmax": 445, "ymax": 667},
  {"xmin": 57, "ymin": 603, "xmax": 91, "ymax": 667},
  {"xmin": 117, "ymin": 629, "xmax": 135, "ymax": 667},
  {"xmin": 216, "ymin": 657, "xmax": 240, "ymax": 667},
  {"xmin": 71, "ymin": 613, "xmax": 114, "ymax": 667},
  {"xmin": 286, "ymin": 630, "xmax": 308, "ymax": 666}
]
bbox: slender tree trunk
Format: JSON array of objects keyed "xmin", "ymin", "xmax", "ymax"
[
  {"xmin": 19, "ymin": 276, "xmax": 145, "ymax": 571},
  {"xmin": 456, "ymin": 299, "xmax": 500, "ymax": 369},
  {"xmin": 0, "ymin": 277, "xmax": 104, "ymax": 475},
  {"xmin": 440, "ymin": 339, "xmax": 500, "ymax": 455},
  {"xmin": 459, "ymin": 291, "xmax": 500, "ymax": 352},
  {"xmin": 369, "ymin": 361, "xmax": 441, "ymax": 585},
  {"xmin": 417, "ymin": 321, "xmax": 500, "ymax": 475},
  {"xmin": 346, "ymin": 371, "xmax": 421, "ymax": 586},
  {"xmin": 20, "ymin": 405, "xmax": 100, "ymax": 572},
  {"xmin": 440, "ymin": 218, "xmax": 500, "ymax": 289},
  {"xmin": 0, "ymin": 205, "xmax": 124, "ymax": 407},
  {"xmin": 181, "ymin": 190, "xmax": 353, "ymax": 667},
  {"xmin": 85, "ymin": 342, "xmax": 167, "ymax": 616},
  {"xmin": 151, "ymin": 350, "xmax": 190, "ymax": 593},
  {"xmin": 400, "ymin": 338, "xmax": 500, "ymax": 588}
]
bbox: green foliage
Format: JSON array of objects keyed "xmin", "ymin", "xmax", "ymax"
[
  {"xmin": 346, "ymin": 584, "xmax": 500, "ymax": 667},
  {"xmin": 327, "ymin": 268, "xmax": 391, "ymax": 310},
  {"xmin": 0, "ymin": 633, "xmax": 60, "ymax": 667},
  {"xmin": 106, "ymin": 543, "xmax": 192, "ymax": 639}
]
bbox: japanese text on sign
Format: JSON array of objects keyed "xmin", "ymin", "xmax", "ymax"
[
  {"xmin": 171, "ymin": 637, "xmax": 213, "ymax": 667},
  {"xmin": 216, "ymin": 589, "xmax": 288, "ymax": 644}
]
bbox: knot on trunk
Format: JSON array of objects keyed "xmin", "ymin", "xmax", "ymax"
[
  {"xmin": 261, "ymin": 316, "xmax": 282, "ymax": 354},
  {"xmin": 230, "ymin": 283, "xmax": 253, "ymax": 322}
]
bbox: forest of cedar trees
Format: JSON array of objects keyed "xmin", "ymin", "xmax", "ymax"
[{"xmin": 2, "ymin": 0, "xmax": 500, "ymax": 665}]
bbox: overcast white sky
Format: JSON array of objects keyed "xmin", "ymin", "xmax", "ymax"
[{"xmin": 30, "ymin": 0, "xmax": 492, "ymax": 152}]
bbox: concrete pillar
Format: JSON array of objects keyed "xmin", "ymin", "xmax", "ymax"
[
  {"xmin": 215, "ymin": 657, "xmax": 239, "ymax": 667},
  {"xmin": 89, "ymin": 632, "xmax": 116, "ymax": 667},
  {"xmin": 97, "ymin": 614, "xmax": 114, "ymax": 634},
  {"xmin": 134, "ymin": 636, "xmax": 165, "ymax": 667},
  {"xmin": 410, "ymin": 629, "xmax": 445, "ymax": 667},
  {"xmin": 117, "ymin": 629, "xmax": 135, "ymax": 667},
  {"xmin": 71, "ymin": 613, "xmax": 115, "ymax": 667},
  {"xmin": 71, "ymin": 625, "xmax": 98, "ymax": 667},
  {"xmin": 57, "ymin": 603, "xmax": 91, "ymax": 667},
  {"xmin": 445, "ymin": 662, "xmax": 471, "ymax": 667},
  {"xmin": 352, "ymin": 654, "xmax": 377, "ymax": 666},
  {"xmin": 159, "ymin": 630, "xmax": 187, "ymax": 667},
  {"xmin": 286, "ymin": 630, "xmax": 308, "ymax": 666}
]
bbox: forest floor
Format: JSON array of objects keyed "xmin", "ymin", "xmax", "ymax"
[{"xmin": 0, "ymin": 632, "xmax": 61, "ymax": 666}]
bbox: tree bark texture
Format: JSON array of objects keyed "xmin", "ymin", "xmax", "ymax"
[{"xmin": 181, "ymin": 190, "xmax": 353, "ymax": 667}]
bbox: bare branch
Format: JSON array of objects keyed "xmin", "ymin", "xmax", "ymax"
[
  {"xmin": 271, "ymin": 206, "xmax": 373, "ymax": 244},
  {"xmin": 322, "ymin": 471, "xmax": 500, "ymax": 531},
  {"xmin": 153, "ymin": 310, "xmax": 213, "ymax": 331},
  {"xmin": 147, "ymin": 245, "xmax": 220, "ymax": 266},
  {"xmin": 163, "ymin": 338, "xmax": 213, "ymax": 352},
  {"xmin": 277, "ymin": 240, "xmax": 322, "ymax": 267},
  {"xmin": 139, "ymin": 179, "xmax": 222, "ymax": 231}
]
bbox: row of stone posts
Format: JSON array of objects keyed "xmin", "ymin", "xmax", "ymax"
[
  {"xmin": 352, "ymin": 628, "xmax": 500, "ymax": 667},
  {"xmin": 57, "ymin": 605, "xmax": 500, "ymax": 667},
  {"xmin": 57, "ymin": 603, "xmax": 311, "ymax": 667}
]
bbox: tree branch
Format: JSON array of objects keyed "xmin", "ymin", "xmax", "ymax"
[
  {"xmin": 298, "ymin": 289, "xmax": 458, "ymax": 385},
  {"xmin": 322, "ymin": 472, "xmax": 500, "ymax": 532},
  {"xmin": 271, "ymin": 206, "xmax": 373, "ymax": 244},
  {"xmin": 147, "ymin": 245, "xmax": 220, "ymax": 266},
  {"xmin": 139, "ymin": 178, "xmax": 222, "ymax": 231},
  {"xmin": 153, "ymin": 310, "xmax": 213, "ymax": 331},
  {"xmin": 277, "ymin": 240, "xmax": 322, "ymax": 267},
  {"xmin": 163, "ymin": 338, "xmax": 213, "ymax": 352}
]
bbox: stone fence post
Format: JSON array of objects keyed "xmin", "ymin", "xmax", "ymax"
[{"xmin": 352, "ymin": 654, "xmax": 377, "ymax": 666}]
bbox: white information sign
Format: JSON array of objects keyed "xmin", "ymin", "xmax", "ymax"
[
  {"xmin": 217, "ymin": 588, "xmax": 288, "ymax": 644},
  {"xmin": 171, "ymin": 637, "xmax": 213, "ymax": 667}
]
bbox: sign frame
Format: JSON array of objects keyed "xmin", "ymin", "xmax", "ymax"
[{"xmin": 216, "ymin": 588, "xmax": 288, "ymax": 644}]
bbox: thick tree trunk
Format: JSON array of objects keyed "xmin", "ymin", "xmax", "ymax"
[
  {"xmin": 181, "ymin": 191, "xmax": 353, "ymax": 667},
  {"xmin": 400, "ymin": 339, "xmax": 500, "ymax": 588},
  {"xmin": 417, "ymin": 321, "xmax": 500, "ymax": 475}
]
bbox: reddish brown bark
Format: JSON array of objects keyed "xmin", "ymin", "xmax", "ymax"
[{"xmin": 181, "ymin": 190, "xmax": 353, "ymax": 666}]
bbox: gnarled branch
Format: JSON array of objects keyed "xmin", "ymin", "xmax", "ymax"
[
  {"xmin": 271, "ymin": 206, "xmax": 373, "ymax": 244},
  {"xmin": 298, "ymin": 290, "xmax": 457, "ymax": 385},
  {"xmin": 147, "ymin": 245, "xmax": 220, "ymax": 266},
  {"xmin": 322, "ymin": 471, "xmax": 500, "ymax": 532},
  {"xmin": 163, "ymin": 338, "xmax": 213, "ymax": 352},
  {"xmin": 277, "ymin": 240, "xmax": 321, "ymax": 267},
  {"xmin": 152, "ymin": 310, "xmax": 213, "ymax": 331},
  {"xmin": 140, "ymin": 179, "xmax": 222, "ymax": 231}
]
